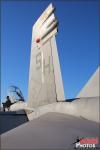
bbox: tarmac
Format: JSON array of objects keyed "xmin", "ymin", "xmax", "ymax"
[{"xmin": 0, "ymin": 110, "xmax": 28, "ymax": 134}]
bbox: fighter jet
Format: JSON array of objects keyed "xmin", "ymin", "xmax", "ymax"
[{"xmin": 1, "ymin": 3, "xmax": 99, "ymax": 150}]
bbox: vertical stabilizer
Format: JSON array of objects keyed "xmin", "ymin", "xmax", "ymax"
[
  {"xmin": 28, "ymin": 4, "xmax": 65, "ymax": 108},
  {"xmin": 77, "ymin": 67, "xmax": 100, "ymax": 98}
]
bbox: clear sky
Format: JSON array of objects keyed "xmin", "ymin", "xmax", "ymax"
[{"xmin": 1, "ymin": 0, "xmax": 99, "ymax": 101}]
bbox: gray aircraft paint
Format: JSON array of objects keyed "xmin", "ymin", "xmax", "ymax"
[
  {"xmin": 9, "ymin": 3, "xmax": 99, "ymax": 124},
  {"xmin": 1, "ymin": 113, "xmax": 99, "ymax": 149},
  {"xmin": 28, "ymin": 4, "xmax": 65, "ymax": 108},
  {"xmin": 77, "ymin": 67, "xmax": 100, "ymax": 98}
]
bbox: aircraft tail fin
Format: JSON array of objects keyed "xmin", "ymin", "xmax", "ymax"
[{"xmin": 28, "ymin": 3, "xmax": 65, "ymax": 108}]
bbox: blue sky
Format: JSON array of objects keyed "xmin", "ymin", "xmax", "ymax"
[{"xmin": 1, "ymin": 0, "xmax": 99, "ymax": 101}]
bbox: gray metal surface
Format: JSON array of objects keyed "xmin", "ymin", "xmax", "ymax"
[
  {"xmin": 27, "ymin": 97, "xmax": 99, "ymax": 123},
  {"xmin": 28, "ymin": 3, "xmax": 65, "ymax": 108},
  {"xmin": 1, "ymin": 112, "xmax": 99, "ymax": 150},
  {"xmin": 77, "ymin": 67, "xmax": 100, "ymax": 98},
  {"xmin": 28, "ymin": 37, "xmax": 57, "ymax": 108}
]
